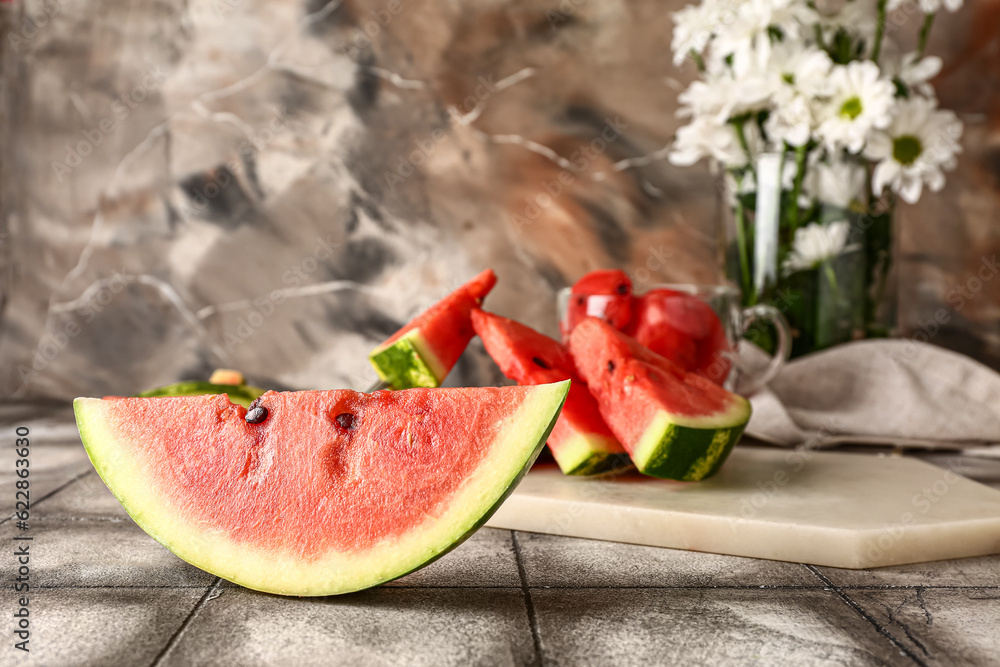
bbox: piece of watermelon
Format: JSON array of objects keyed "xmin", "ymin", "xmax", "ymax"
[
  {"xmin": 569, "ymin": 317, "xmax": 750, "ymax": 481},
  {"xmin": 74, "ymin": 381, "xmax": 568, "ymax": 596},
  {"xmin": 370, "ymin": 269, "xmax": 497, "ymax": 389},
  {"xmin": 135, "ymin": 380, "xmax": 266, "ymax": 408},
  {"xmin": 626, "ymin": 289, "xmax": 732, "ymax": 386},
  {"xmin": 561, "ymin": 269, "xmax": 634, "ymax": 340},
  {"xmin": 471, "ymin": 310, "xmax": 630, "ymax": 476}
]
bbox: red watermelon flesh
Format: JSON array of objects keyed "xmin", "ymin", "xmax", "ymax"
[
  {"xmin": 74, "ymin": 382, "xmax": 568, "ymax": 595},
  {"xmin": 569, "ymin": 318, "xmax": 750, "ymax": 481},
  {"xmin": 561, "ymin": 269, "xmax": 634, "ymax": 340},
  {"xmin": 471, "ymin": 310, "xmax": 629, "ymax": 476},
  {"xmin": 626, "ymin": 289, "xmax": 732, "ymax": 386},
  {"xmin": 370, "ymin": 269, "xmax": 497, "ymax": 388}
]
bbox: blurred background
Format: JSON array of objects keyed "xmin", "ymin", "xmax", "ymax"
[{"xmin": 1, "ymin": 0, "xmax": 998, "ymax": 400}]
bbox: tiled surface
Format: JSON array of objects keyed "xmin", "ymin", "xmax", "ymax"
[
  {"xmin": 530, "ymin": 588, "xmax": 910, "ymax": 666},
  {"xmin": 516, "ymin": 531, "xmax": 818, "ymax": 588},
  {"xmin": 844, "ymin": 588, "xmax": 1000, "ymax": 667},
  {"xmin": 13, "ymin": 588, "xmax": 206, "ymax": 667},
  {"xmin": 3, "ymin": 406, "xmax": 1000, "ymax": 666},
  {"xmin": 162, "ymin": 587, "xmax": 535, "ymax": 667},
  {"xmin": 817, "ymin": 555, "xmax": 1000, "ymax": 588}
]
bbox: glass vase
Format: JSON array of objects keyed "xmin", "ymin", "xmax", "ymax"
[{"xmin": 720, "ymin": 153, "xmax": 897, "ymax": 359}]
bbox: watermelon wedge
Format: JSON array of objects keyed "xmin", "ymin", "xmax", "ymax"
[
  {"xmin": 74, "ymin": 381, "xmax": 568, "ymax": 596},
  {"xmin": 471, "ymin": 310, "xmax": 630, "ymax": 476},
  {"xmin": 370, "ymin": 269, "xmax": 497, "ymax": 389},
  {"xmin": 135, "ymin": 380, "xmax": 266, "ymax": 408},
  {"xmin": 561, "ymin": 269, "xmax": 634, "ymax": 340},
  {"xmin": 569, "ymin": 318, "xmax": 750, "ymax": 481}
]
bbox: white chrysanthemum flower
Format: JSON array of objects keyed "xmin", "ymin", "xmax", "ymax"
[
  {"xmin": 678, "ymin": 38, "xmax": 776, "ymax": 123},
  {"xmin": 883, "ymin": 51, "xmax": 943, "ymax": 98},
  {"xmin": 762, "ymin": 42, "xmax": 833, "ymax": 147},
  {"xmin": 816, "ymin": 61, "xmax": 896, "ymax": 154},
  {"xmin": 887, "ymin": 0, "xmax": 962, "ymax": 10},
  {"xmin": 672, "ymin": 0, "xmax": 739, "ymax": 65},
  {"xmin": 803, "ymin": 159, "xmax": 869, "ymax": 209},
  {"xmin": 716, "ymin": 0, "xmax": 817, "ymax": 57},
  {"xmin": 670, "ymin": 116, "xmax": 762, "ymax": 169},
  {"xmin": 677, "ymin": 74, "xmax": 773, "ymax": 124},
  {"xmin": 917, "ymin": 0, "xmax": 963, "ymax": 12},
  {"xmin": 768, "ymin": 40, "xmax": 834, "ymax": 97},
  {"xmin": 782, "ymin": 221, "xmax": 858, "ymax": 275},
  {"xmin": 830, "ymin": 0, "xmax": 877, "ymax": 35},
  {"xmin": 864, "ymin": 96, "xmax": 963, "ymax": 204},
  {"xmin": 765, "ymin": 91, "xmax": 814, "ymax": 146}
]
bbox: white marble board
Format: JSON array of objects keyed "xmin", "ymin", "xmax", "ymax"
[{"xmin": 486, "ymin": 447, "xmax": 1000, "ymax": 569}]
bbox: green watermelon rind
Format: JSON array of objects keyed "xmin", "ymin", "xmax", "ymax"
[
  {"xmin": 369, "ymin": 330, "xmax": 446, "ymax": 389},
  {"xmin": 73, "ymin": 381, "xmax": 569, "ymax": 596},
  {"xmin": 386, "ymin": 384, "xmax": 569, "ymax": 583},
  {"xmin": 631, "ymin": 399, "xmax": 751, "ymax": 481},
  {"xmin": 552, "ymin": 433, "xmax": 634, "ymax": 476},
  {"xmin": 136, "ymin": 381, "xmax": 265, "ymax": 408}
]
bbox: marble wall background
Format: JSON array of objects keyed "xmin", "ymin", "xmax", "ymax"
[{"xmin": 1, "ymin": 0, "xmax": 998, "ymax": 400}]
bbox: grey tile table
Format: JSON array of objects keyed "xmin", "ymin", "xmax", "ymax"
[{"xmin": 2, "ymin": 402, "xmax": 997, "ymax": 666}]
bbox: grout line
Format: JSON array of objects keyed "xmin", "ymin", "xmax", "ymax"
[
  {"xmin": 149, "ymin": 578, "xmax": 222, "ymax": 667},
  {"xmin": 29, "ymin": 582, "xmax": 1000, "ymax": 591},
  {"xmin": 806, "ymin": 565, "xmax": 928, "ymax": 667},
  {"xmin": 32, "ymin": 517, "xmax": 131, "ymax": 522},
  {"xmin": 511, "ymin": 532, "xmax": 545, "ymax": 667},
  {"xmin": 0, "ymin": 470, "xmax": 94, "ymax": 526},
  {"xmin": 35, "ymin": 584, "xmax": 213, "ymax": 590},
  {"xmin": 518, "ymin": 584, "xmax": 1000, "ymax": 590}
]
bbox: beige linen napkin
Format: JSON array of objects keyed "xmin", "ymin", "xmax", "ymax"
[{"xmin": 742, "ymin": 339, "xmax": 1000, "ymax": 450}]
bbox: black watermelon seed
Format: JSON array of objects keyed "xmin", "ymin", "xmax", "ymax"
[
  {"xmin": 245, "ymin": 406, "xmax": 268, "ymax": 424},
  {"xmin": 607, "ymin": 360, "xmax": 615, "ymax": 373},
  {"xmin": 532, "ymin": 356, "xmax": 551, "ymax": 370},
  {"xmin": 576, "ymin": 296, "xmax": 585, "ymax": 305},
  {"xmin": 335, "ymin": 413, "xmax": 356, "ymax": 430},
  {"xmin": 615, "ymin": 282, "xmax": 628, "ymax": 295}
]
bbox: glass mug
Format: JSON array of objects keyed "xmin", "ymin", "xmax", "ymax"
[{"xmin": 556, "ymin": 284, "xmax": 791, "ymax": 395}]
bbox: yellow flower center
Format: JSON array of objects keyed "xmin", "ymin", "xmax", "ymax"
[
  {"xmin": 839, "ymin": 96, "xmax": 863, "ymax": 120},
  {"xmin": 892, "ymin": 135, "xmax": 923, "ymax": 165}
]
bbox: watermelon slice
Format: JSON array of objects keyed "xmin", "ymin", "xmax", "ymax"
[
  {"xmin": 569, "ymin": 318, "xmax": 750, "ymax": 481},
  {"xmin": 471, "ymin": 310, "xmax": 630, "ymax": 476},
  {"xmin": 561, "ymin": 269, "xmax": 634, "ymax": 340},
  {"xmin": 370, "ymin": 269, "xmax": 497, "ymax": 389},
  {"xmin": 74, "ymin": 381, "xmax": 568, "ymax": 596},
  {"xmin": 626, "ymin": 289, "xmax": 732, "ymax": 386},
  {"xmin": 135, "ymin": 380, "xmax": 266, "ymax": 409}
]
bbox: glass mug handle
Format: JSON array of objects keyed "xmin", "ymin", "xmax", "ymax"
[{"xmin": 737, "ymin": 304, "xmax": 792, "ymax": 395}]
